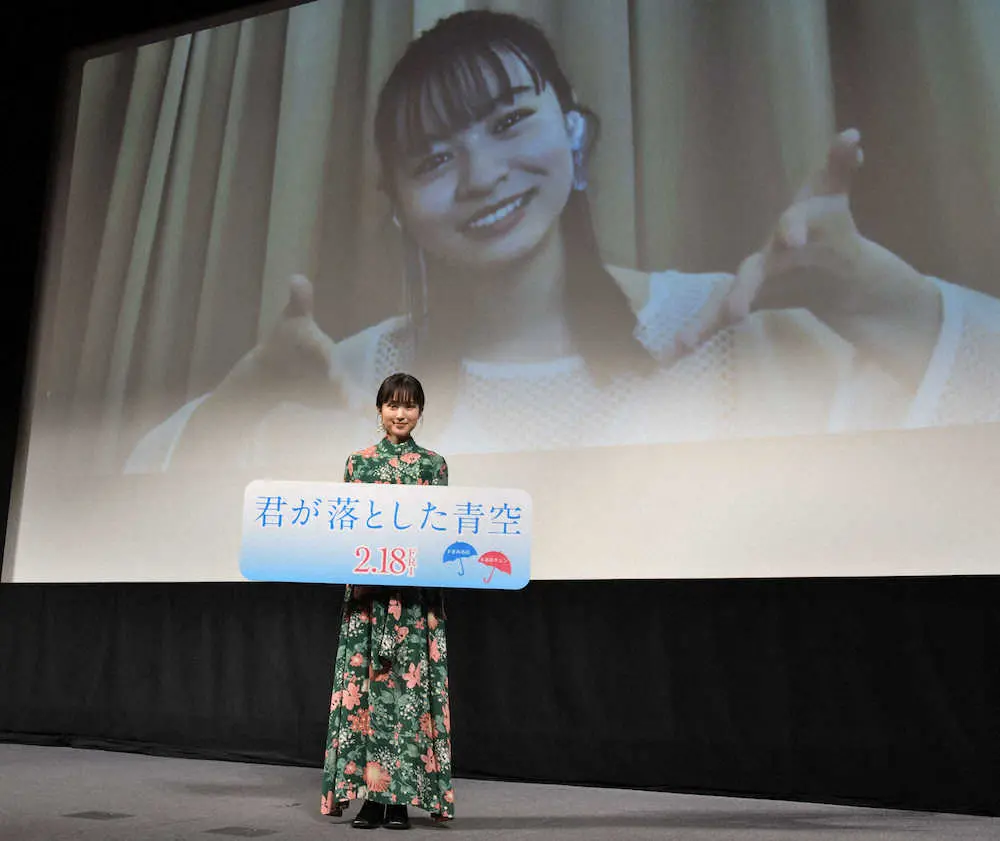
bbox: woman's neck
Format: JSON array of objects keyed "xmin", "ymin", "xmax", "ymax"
[{"xmin": 464, "ymin": 228, "xmax": 573, "ymax": 363}]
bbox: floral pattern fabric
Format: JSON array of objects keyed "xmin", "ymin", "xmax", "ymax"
[{"xmin": 321, "ymin": 436, "xmax": 454, "ymax": 820}]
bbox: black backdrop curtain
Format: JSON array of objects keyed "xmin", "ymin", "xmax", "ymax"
[
  {"xmin": 1, "ymin": 0, "xmax": 999, "ymax": 820},
  {"xmin": 0, "ymin": 580, "xmax": 997, "ymax": 815}
]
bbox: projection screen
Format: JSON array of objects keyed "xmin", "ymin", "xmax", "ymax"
[{"xmin": 5, "ymin": 0, "xmax": 1000, "ymax": 583}]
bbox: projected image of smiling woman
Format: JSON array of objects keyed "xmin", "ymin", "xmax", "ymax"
[
  {"xmin": 358, "ymin": 13, "xmax": 675, "ymax": 452},
  {"xmin": 391, "ymin": 59, "xmax": 575, "ymax": 269},
  {"xmin": 128, "ymin": 9, "xmax": 1000, "ymax": 470}
]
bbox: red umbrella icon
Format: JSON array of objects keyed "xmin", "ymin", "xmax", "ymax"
[{"xmin": 478, "ymin": 551, "xmax": 512, "ymax": 584}]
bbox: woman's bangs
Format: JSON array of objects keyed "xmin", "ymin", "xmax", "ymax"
[
  {"xmin": 395, "ymin": 41, "xmax": 543, "ymax": 157},
  {"xmin": 387, "ymin": 385, "xmax": 420, "ymax": 407}
]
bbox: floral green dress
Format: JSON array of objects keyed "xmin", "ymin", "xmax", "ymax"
[{"xmin": 321, "ymin": 436, "xmax": 455, "ymax": 820}]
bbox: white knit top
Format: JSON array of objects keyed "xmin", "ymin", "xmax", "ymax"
[{"xmin": 124, "ymin": 271, "xmax": 998, "ymax": 472}]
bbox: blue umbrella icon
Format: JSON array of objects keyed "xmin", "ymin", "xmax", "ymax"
[{"xmin": 442, "ymin": 542, "xmax": 476, "ymax": 576}]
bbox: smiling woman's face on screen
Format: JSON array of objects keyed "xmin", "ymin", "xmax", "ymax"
[{"xmin": 390, "ymin": 53, "xmax": 575, "ymax": 270}]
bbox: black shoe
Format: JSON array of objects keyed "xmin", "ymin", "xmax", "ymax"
[
  {"xmin": 384, "ymin": 805, "xmax": 410, "ymax": 830},
  {"xmin": 352, "ymin": 800, "xmax": 385, "ymax": 829}
]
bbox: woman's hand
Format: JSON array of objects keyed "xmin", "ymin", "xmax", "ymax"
[
  {"xmin": 216, "ymin": 274, "xmax": 342, "ymax": 408},
  {"xmin": 678, "ymin": 129, "xmax": 942, "ymax": 390},
  {"xmin": 169, "ymin": 275, "xmax": 345, "ymax": 468}
]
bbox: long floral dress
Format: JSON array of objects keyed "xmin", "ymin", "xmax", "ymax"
[{"xmin": 321, "ymin": 436, "xmax": 455, "ymax": 820}]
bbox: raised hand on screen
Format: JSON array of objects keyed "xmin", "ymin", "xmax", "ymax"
[
  {"xmin": 676, "ymin": 128, "xmax": 941, "ymax": 389},
  {"xmin": 725, "ymin": 128, "xmax": 865, "ymax": 321},
  {"xmin": 167, "ymin": 275, "xmax": 345, "ymax": 470},
  {"xmin": 218, "ymin": 274, "xmax": 343, "ymax": 408}
]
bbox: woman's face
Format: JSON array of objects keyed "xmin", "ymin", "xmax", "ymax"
[
  {"xmin": 380, "ymin": 397, "xmax": 421, "ymax": 443},
  {"xmin": 392, "ymin": 53, "xmax": 576, "ymax": 270}
]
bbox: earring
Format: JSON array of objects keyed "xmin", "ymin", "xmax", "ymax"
[
  {"xmin": 376, "ymin": 415, "xmax": 385, "ymax": 437},
  {"xmin": 393, "ymin": 207, "xmax": 429, "ymax": 348},
  {"xmin": 401, "ymin": 230, "xmax": 429, "ymax": 348},
  {"xmin": 572, "ymin": 149, "xmax": 588, "ymax": 191},
  {"xmin": 565, "ymin": 111, "xmax": 589, "ymax": 191}
]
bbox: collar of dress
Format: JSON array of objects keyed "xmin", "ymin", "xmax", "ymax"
[{"xmin": 377, "ymin": 436, "xmax": 419, "ymax": 457}]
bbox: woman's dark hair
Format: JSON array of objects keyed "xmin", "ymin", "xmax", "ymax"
[
  {"xmin": 373, "ymin": 10, "xmax": 654, "ymax": 429},
  {"xmin": 375, "ymin": 10, "xmax": 578, "ymax": 196},
  {"xmin": 376, "ymin": 372, "xmax": 426, "ymax": 411}
]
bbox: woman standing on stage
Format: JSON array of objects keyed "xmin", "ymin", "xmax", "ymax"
[{"xmin": 321, "ymin": 372, "xmax": 453, "ymax": 829}]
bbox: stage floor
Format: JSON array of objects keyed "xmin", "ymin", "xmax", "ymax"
[{"xmin": 0, "ymin": 743, "xmax": 995, "ymax": 840}]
